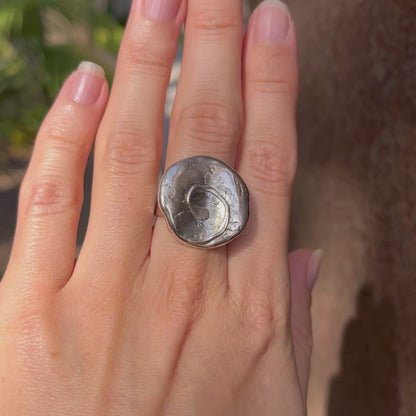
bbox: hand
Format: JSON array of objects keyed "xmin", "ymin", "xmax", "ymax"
[{"xmin": 0, "ymin": 0, "xmax": 321, "ymax": 414}]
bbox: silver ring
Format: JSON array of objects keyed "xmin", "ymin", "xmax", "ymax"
[{"xmin": 158, "ymin": 156, "xmax": 249, "ymax": 249}]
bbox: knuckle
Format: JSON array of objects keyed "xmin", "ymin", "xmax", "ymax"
[
  {"xmin": 250, "ymin": 76, "xmax": 295, "ymax": 98},
  {"xmin": 121, "ymin": 31, "xmax": 173, "ymax": 78},
  {"xmin": 20, "ymin": 175, "xmax": 82, "ymax": 216},
  {"xmin": 46, "ymin": 130, "xmax": 84, "ymax": 154},
  {"xmin": 245, "ymin": 140, "xmax": 297, "ymax": 195},
  {"xmin": 230, "ymin": 269, "xmax": 292, "ymax": 356},
  {"xmin": 234, "ymin": 291, "xmax": 290, "ymax": 356},
  {"xmin": 4, "ymin": 298, "xmax": 52, "ymax": 362},
  {"xmin": 41, "ymin": 105, "xmax": 87, "ymax": 154},
  {"xmin": 248, "ymin": 47, "xmax": 297, "ymax": 98},
  {"xmin": 158, "ymin": 259, "xmax": 208, "ymax": 327},
  {"xmin": 246, "ymin": 303, "xmax": 278, "ymax": 347},
  {"xmin": 103, "ymin": 126, "xmax": 157, "ymax": 176},
  {"xmin": 174, "ymin": 102, "xmax": 242, "ymax": 153},
  {"xmin": 191, "ymin": 9, "xmax": 241, "ymax": 39}
]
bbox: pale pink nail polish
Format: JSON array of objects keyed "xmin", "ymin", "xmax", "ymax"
[
  {"xmin": 72, "ymin": 61, "xmax": 105, "ymax": 105},
  {"xmin": 307, "ymin": 249, "xmax": 323, "ymax": 291},
  {"xmin": 254, "ymin": 0, "xmax": 290, "ymax": 43},
  {"xmin": 144, "ymin": 0, "xmax": 182, "ymax": 21}
]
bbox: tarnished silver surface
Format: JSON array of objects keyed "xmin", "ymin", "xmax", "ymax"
[{"xmin": 158, "ymin": 156, "xmax": 249, "ymax": 248}]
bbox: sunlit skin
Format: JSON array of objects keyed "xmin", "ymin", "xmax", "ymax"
[{"xmin": 0, "ymin": 0, "xmax": 320, "ymax": 414}]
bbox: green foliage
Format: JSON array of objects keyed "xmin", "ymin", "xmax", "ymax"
[{"xmin": 0, "ymin": 0, "xmax": 123, "ymax": 151}]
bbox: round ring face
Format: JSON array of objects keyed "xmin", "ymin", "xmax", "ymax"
[{"xmin": 158, "ymin": 156, "xmax": 249, "ymax": 248}]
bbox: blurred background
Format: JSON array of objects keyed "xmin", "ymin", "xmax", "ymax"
[
  {"xmin": 0, "ymin": 0, "xmax": 123, "ymax": 163},
  {"xmin": 0, "ymin": 0, "xmax": 415, "ymax": 415}
]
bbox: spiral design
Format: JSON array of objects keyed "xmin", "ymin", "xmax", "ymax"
[{"xmin": 158, "ymin": 156, "xmax": 249, "ymax": 248}]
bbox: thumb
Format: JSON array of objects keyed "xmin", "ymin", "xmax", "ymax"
[{"xmin": 288, "ymin": 249, "xmax": 323, "ymax": 400}]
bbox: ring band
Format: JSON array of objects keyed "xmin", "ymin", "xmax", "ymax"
[{"xmin": 158, "ymin": 156, "xmax": 249, "ymax": 248}]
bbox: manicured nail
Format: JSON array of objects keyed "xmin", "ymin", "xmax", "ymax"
[
  {"xmin": 254, "ymin": 0, "xmax": 290, "ymax": 43},
  {"xmin": 144, "ymin": 0, "xmax": 182, "ymax": 21},
  {"xmin": 307, "ymin": 249, "xmax": 323, "ymax": 291},
  {"xmin": 72, "ymin": 62, "xmax": 105, "ymax": 105}
]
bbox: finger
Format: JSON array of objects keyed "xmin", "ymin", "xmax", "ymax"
[
  {"xmin": 76, "ymin": 0, "xmax": 186, "ymax": 280},
  {"xmin": 164, "ymin": 0, "xmax": 244, "ymax": 166},
  {"xmin": 5, "ymin": 63, "xmax": 108, "ymax": 292},
  {"xmin": 288, "ymin": 249, "xmax": 322, "ymax": 399},
  {"xmin": 151, "ymin": 0, "xmax": 244, "ymax": 270},
  {"xmin": 229, "ymin": 1, "xmax": 298, "ymax": 294}
]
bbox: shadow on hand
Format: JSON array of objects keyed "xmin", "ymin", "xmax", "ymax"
[{"xmin": 328, "ymin": 284, "xmax": 399, "ymax": 416}]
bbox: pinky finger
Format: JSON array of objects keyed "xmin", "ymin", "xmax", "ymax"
[
  {"xmin": 289, "ymin": 249, "xmax": 322, "ymax": 400},
  {"xmin": 4, "ymin": 62, "xmax": 108, "ymax": 293}
]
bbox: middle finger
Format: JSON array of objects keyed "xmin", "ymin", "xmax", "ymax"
[
  {"xmin": 165, "ymin": 0, "xmax": 244, "ymax": 167},
  {"xmin": 74, "ymin": 0, "xmax": 186, "ymax": 284},
  {"xmin": 152, "ymin": 0, "xmax": 244, "ymax": 262},
  {"xmin": 79, "ymin": 0, "xmax": 186, "ymax": 271}
]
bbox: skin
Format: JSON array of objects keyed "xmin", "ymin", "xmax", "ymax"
[{"xmin": 0, "ymin": 0, "xmax": 318, "ymax": 414}]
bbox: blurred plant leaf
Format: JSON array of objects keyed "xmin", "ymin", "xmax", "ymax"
[{"xmin": 0, "ymin": 0, "xmax": 122, "ymax": 155}]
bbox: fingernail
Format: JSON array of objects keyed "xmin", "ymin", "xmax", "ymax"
[
  {"xmin": 72, "ymin": 61, "xmax": 105, "ymax": 105},
  {"xmin": 307, "ymin": 249, "xmax": 323, "ymax": 291},
  {"xmin": 254, "ymin": 0, "xmax": 290, "ymax": 43},
  {"xmin": 144, "ymin": 0, "xmax": 182, "ymax": 21}
]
